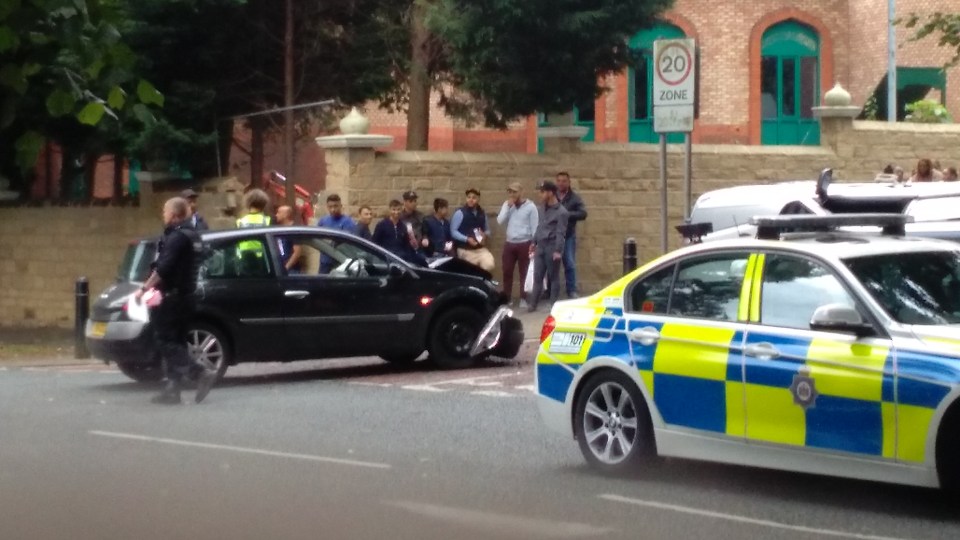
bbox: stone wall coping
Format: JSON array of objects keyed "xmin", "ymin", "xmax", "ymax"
[
  {"xmin": 584, "ymin": 142, "xmax": 834, "ymax": 156},
  {"xmin": 315, "ymin": 134, "xmax": 395, "ymax": 149},
  {"xmin": 852, "ymin": 120, "xmax": 960, "ymax": 133},
  {"xmin": 539, "ymin": 126, "xmax": 591, "ymax": 139},
  {"xmin": 812, "ymin": 105, "xmax": 862, "ymax": 118},
  {"xmin": 376, "ymin": 150, "xmax": 555, "ymax": 165}
]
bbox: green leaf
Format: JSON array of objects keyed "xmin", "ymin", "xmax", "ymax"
[
  {"xmin": 108, "ymin": 43, "xmax": 136, "ymax": 70},
  {"xmin": 132, "ymin": 103, "xmax": 155, "ymax": 125},
  {"xmin": 0, "ymin": 94, "xmax": 18, "ymax": 129},
  {"xmin": 85, "ymin": 57, "xmax": 105, "ymax": 79},
  {"xmin": 0, "ymin": 63, "xmax": 26, "ymax": 94},
  {"xmin": 46, "ymin": 88, "xmax": 76, "ymax": 117},
  {"xmin": 136, "ymin": 79, "xmax": 164, "ymax": 107},
  {"xmin": 21, "ymin": 62, "xmax": 41, "ymax": 76},
  {"xmin": 0, "ymin": 0, "xmax": 22, "ymax": 21},
  {"xmin": 76, "ymin": 101, "xmax": 106, "ymax": 125},
  {"xmin": 107, "ymin": 86, "xmax": 125, "ymax": 110},
  {"xmin": 28, "ymin": 32, "xmax": 50, "ymax": 45},
  {"xmin": 15, "ymin": 130, "xmax": 44, "ymax": 174},
  {"xmin": 0, "ymin": 26, "xmax": 18, "ymax": 52}
]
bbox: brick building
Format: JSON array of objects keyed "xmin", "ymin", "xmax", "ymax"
[{"xmin": 366, "ymin": 0, "xmax": 960, "ymax": 151}]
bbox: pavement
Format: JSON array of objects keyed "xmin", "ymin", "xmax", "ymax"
[{"xmin": 3, "ymin": 340, "xmax": 960, "ymax": 539}]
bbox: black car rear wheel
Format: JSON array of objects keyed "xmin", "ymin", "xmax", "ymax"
[
  {"xmin": 428, "ymin": 306, "xmax": 484, "ymax": 370},
  {"xmin": 187, "ymin": 322, "xmax": 231, "ymax": 380}
]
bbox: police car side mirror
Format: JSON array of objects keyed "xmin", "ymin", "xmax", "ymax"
[{"xmin": 809, "ymin": 304, "xmax": 874, "ymax": 337}]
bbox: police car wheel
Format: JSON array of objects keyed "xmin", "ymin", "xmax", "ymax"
[
  {"xmin": 428, "ymin": 306, "xmax": 484, "ymax": 370},
  {"xmin": 574, "ymin": 371, "xmax": 654, "ymax": 472},
  {"xmin": 187, "ymin": 323, "xmax": 230, "ymax": 380}
]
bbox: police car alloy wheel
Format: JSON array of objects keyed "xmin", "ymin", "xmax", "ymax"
[{"xmin": 574, "ymin": 371, "xmax": 654, "ymax": 471}]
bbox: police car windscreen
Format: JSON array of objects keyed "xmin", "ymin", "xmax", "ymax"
[{"xmin": 845, "ymin": 251, "xmax": 960, "ymax": 325}]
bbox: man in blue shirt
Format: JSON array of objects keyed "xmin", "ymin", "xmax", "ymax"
[
  {"xmin": 372, "ymin": 200, "xmax": 422, "ymax": 265},
  {"xmin": 317, "ymin": 193, "xmax": 356, "ymax": 273},
  {"xmin": 422, "ymin": 198, "xmax": 453, "ymax": 258},
  {"xmin": 450, "ymin": 188, "xmax": 495, "ymax": 272}
]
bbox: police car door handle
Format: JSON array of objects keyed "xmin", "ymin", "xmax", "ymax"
[
  {"xmin": 745, "ymin": 342, "xmax": 780, "ymax": 360},
  {"xmin": 284, "ymin": 290, "xmax": 310, "ymax": 299},
  {"xmin": 629, "ymin": 327, "xmax": 661, "ymax": 346}
]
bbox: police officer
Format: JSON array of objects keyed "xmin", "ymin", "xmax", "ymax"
[
  {"xmin": 135, "ymin": 197, "xmax": 217, "ymax": 404},
  {"xmin": 237, "ymin": 189, "xmax": 271, "ymax": 228}
]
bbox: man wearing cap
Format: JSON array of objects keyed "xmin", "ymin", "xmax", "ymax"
[
  {"xmin": 400, "ymin": 190, "xmax": 428, "ymax": 255},
  {"xmin": 451, "ymin": 188, "xmax": 495, "ymax": 272},
  {"xmin": 528, "ymin": 181, "xmax": 568, "ymax": 312},
  {"xmin": 181, "ymin": 189, "xmax": 209, "ymax": 231},
  {"xmin": 497, "ymin": 182, "xmax": 538, "ymax": 307}
]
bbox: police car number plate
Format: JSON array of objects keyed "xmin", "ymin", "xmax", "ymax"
[{"xmin": 549, "ymin": 332, "xmax": 587, "ymax": 354}]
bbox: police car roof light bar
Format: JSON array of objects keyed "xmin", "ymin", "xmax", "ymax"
[
  {"xmin": 749, "ymin": 213, "xmax": 913, "ymax": 240},
  {"xmin": 676, "ymin": 222, "xmax": 713, "ymax": 244}
]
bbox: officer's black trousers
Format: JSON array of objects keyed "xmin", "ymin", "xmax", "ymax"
[{"xmin": 150, "ymin": 294, "xmax": 197, "ymax": 382}]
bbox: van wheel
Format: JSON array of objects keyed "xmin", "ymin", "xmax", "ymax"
[{"xmin": 428, "ymin": 307, "xmax": 484, "ymax": 370}]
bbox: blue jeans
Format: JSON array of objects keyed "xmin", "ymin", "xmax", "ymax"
[{"xmin": 561, "ymin": 234, "xmax": 577, "ymax": 296}]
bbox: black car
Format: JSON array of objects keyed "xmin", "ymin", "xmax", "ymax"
[{"xmin": 86, "ymin": 226, "xmax": 523, "ymax": 382}]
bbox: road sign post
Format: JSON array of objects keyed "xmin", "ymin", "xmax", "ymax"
[{"xmin": 653, "ymin": 38, "xmax": 697, "ymax": 252}]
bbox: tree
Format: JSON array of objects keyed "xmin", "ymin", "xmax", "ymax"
[
  {"xmin": 400, "ymin": 0, "xmax": 673, "ymax": 149},
  {"xmin": 0, "ymin": 0, "xmax": 161, "ymax": 198},
  {"xmin": 903, "ymin": 12, "xmax": 960, "ymax": 67}
]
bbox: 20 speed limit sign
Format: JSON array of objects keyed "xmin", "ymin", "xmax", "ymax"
[{"xmin": 653, "ymin": 39, "xmax": 695, "ymax": 107}]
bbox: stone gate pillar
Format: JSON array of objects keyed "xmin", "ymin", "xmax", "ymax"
[{"xmin": 315, "ymin": 108, "xmax": 393, "ymax": 213}]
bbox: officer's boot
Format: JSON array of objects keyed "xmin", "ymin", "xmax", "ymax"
[{"xmin": 151, "ymin": 380, "xmax": 182, "ymax": 405}]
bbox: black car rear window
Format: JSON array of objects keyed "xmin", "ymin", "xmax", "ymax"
[{"xmin": 118, "ymin": 241, "xmax": 157, "ymax": 282}]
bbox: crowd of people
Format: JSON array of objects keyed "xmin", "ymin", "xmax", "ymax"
[
  {"xmin": 880, "ymin": 159, "xmax": 959, "ymax": 182},
  {"xmin": 225, "ymin": 172, "xmax": 588, "ymax": 312}
]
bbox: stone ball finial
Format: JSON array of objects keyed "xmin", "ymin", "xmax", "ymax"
[
  {"xmin": 339, "ymin": 107, "xmax": 370, "ymax": 135},
  {"xmin": 823, "ymin": 83, "xmax": 852, "ymax": 107}
]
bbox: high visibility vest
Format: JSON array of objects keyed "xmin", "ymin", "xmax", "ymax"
[{"xmin": 236, "ymin": 213, "xmax": 271, "ymax": 256}]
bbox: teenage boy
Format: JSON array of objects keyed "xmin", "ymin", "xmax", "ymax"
[{"xmin": 422, "ymin": 198, "xmax": 453, "ymax": 257}]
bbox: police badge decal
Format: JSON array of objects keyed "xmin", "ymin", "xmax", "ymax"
[{"xmin": 790, "ymin": 371, "xmax": 818, "ymax": 409}]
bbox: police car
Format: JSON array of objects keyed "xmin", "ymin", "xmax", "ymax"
[{"xmin": 536, "ymin": 214, "xmax": 960, "ymax": 489}]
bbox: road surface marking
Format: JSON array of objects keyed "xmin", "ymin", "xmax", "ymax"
[
  {"xmin": 388, "ymin": 500, "xmax": 612, "ymax": 538},
  {"xmin": 89, "ymin": 430, "xmax": 391, "ymax": 470},
  {"xmin": 401, "ymin": 384, "xmax": 449, "ymax": 393},
  {"xmin": 598, "ymin": 494, "xmax": 908, "ymax": 540},
  {"xmin": 469, "ymin": 390, "xmax": 516, "ymax": 398},
  {"xmin": 515, "ymin": 384, "xmax": 536, "ymax": 393},
  {"xmin": 431, "ymin": 373, "xmax": 516, "ymax": 386},
  {"xmin": 349, "ymin": 381, "xmax": 394, "ymax": 388}
]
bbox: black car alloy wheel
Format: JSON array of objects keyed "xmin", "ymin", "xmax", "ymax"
[{"xmin": 428, "ymin": 306, "xmax": 483, "ymax": 370}]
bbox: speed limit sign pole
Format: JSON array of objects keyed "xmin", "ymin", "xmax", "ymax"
[{"xmin": 653, "ymin": 38, "xmax": 697, "ymax": 253}]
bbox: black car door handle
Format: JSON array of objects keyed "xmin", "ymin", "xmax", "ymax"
[{"xmin": 284, "ymin": 290, "xmax": 310, "ymax": 299}]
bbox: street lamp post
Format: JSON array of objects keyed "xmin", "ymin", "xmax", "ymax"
[{"xmin": 887, "ymin": 0, "xmax": 897, "ymax": 122}]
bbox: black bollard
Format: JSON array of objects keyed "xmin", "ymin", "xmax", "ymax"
[
  {"xmin": 622, "ymin": 237, "xmax": 638, "ymax": 275},
  {"xmin": 75, "ymin": 277, "xmax": 90, "ymax": 359}
]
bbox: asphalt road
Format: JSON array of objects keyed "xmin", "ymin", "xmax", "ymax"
[{"xmin": 2, "ymin": 346, "xmax": 960, "ymax": 540}]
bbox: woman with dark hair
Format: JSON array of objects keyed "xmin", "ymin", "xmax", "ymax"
[{"xmin": 911, "ymin": 158, "xmax": 944, "ymax": 182}]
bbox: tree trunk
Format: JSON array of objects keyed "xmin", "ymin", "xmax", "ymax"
[
  {"xmin": 249, "ymin": 120, "xmax": 265, "ymax": 190},
  {"xmin": 283, "ymin": 0, "xmax": 297, "ymax": 220},
  {"xmin": 406, "ymin": 1, "xmax": 431, "ymax": 151}
]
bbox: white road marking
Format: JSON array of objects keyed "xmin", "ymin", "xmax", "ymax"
[
  {"xmin": 387, "ymin": 500, "xmax": 611, "ymax": 538},
  {"xmin": 515, "ymin": 384, "xmax": 537, "ymax": 393},
  {"xmin": 0, "ymin": 367, "xmax": 7, "ymax": 371},
  {"xmin": 431, "ymin": 373, "xmax": 515, "ymax": 386},
  {"xmin": 88, "ymin": 430, "xmax": 391, "ymax": 470},
  {"xmin": 469, "ymin": 390, "xmax": 516, "ymax": 398},
  {"xmin": 598, "ymin": 494, "xmax": 909, "ymax": 540},
  {"xmin": 400, "ymin": 384, "xmax": 448, "ymax": 393},
  {"xmin": 348, "ymin": 381, "xmax": 394, "ymax": 388},
  {"xmin": 21, "ymin": 367, "xmax": 49, "ymax": 372}
]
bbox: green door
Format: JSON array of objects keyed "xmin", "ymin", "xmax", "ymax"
[
  {"xmin": 760, "ymin": 21, "xmax": 820, "ymax": 145},
  {"xmin": 628, "ymin": 23, "xmax": 685, "ymax": 144}
]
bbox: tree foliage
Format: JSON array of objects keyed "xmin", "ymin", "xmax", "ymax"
[
  {"xmin": 425, "ymin": 0, "xmax": 674, "ymax": 128},
  {"xmin": 0, "ymin": 0, "xmax": 160, "ymax": 190},
  {"xmin": 903, "ymin": 12, "xmax": 960, "ymax": 67}
]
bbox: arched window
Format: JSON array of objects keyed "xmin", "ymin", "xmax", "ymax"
[
  {"xmin": 628, "ymin": 23, "xmax": 685, "ymax": 143},
  {"xmin": 760, "ymin": 20, "xmax": 820, "ymax": 145}
]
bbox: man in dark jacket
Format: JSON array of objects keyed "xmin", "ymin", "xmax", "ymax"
[
  {"xmin": 422, "ymin": 198, "xmax": 453, "ymax": 257},
  {"xmin": 372, "ymin": 200, "xmax": 423, "ymax": 265},
  {"xmin": 135, "ymin": 197, "xmax": 217, "ymax": 405},
  {"xmin": 354, "ymin": 205, "xmax": 374, "ymax": 241},
  {"xmin": 556, "ymin": 172, "xmax": 587, "ymax": 298},
  {"xmin": 528, "ymin": 181, "xmax": 569, "ymax": 312},
  {"xmin": 181, "ymin": 189, "xmax": 209, "ymax": 231}
]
